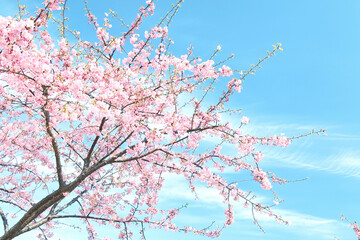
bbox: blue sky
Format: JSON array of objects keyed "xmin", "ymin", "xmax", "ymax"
[{"xmin": 1, "ymin": 0, "xmax": 360, "ymax": 239}]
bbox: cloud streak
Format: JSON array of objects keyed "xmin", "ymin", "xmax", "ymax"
[{"xmin": 262, "ymin": 145, "xmax": 360, "ymax": 178}]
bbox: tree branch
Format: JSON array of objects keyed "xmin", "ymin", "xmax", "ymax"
[
  {"xmin": 84, "ymin": 117, "xmax": 107, "ymax": 169},
  {"xmin": 42, "ymin": 86, "xmax": 64, "ymax": 188},
  {"xmin": 0, "ymin": 208, "xmax": 9, "ymax": 233},
  {"xmin": 0, "ymin": 200, "xmax": 27, "ymax": 213},
  {"xmin": 98, "ymin": 131, "xmax": 134, "ymax": 162},
  {"xmin": 21, "ymin": 190, "xmax": 88, "ymax": 233}
]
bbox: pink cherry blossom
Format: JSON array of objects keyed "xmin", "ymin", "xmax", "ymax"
[
  {"xmin": 0, "ymin": 1, "xmax": 327, "ymax": 239},
  {"xmin": 241, "ymin": 116, "xmax": 250, "ymax": 124}
]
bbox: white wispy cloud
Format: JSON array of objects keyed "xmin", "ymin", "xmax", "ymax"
[
  {"xmin": 324, "ymin": 133, "xmax": 360, "ymax": 141},
  {"xmin": 261, "ymin": 146, "xmax": 360, "ymax": 178}
]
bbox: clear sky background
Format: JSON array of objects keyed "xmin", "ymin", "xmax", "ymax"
[{"xmin": 1, "ymin": 0, "xmax": 360, "ymax": 240}]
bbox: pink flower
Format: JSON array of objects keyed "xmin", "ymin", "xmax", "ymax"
[
  {"xmin": 253, "ymin": 151, "xmax": 264, "ymax": 163},
  {"xmin": 96, "ymin": 27, "xmax": 109, "ymax": 41},
  {"xmin": 219, "ymin": 65, "xmax": 233, "ymax": 77},
  {"xmin": 241, "ymin": 116, "xmax": 250, "ymax": 124},
  {"xmin": 130, "ymin": 34, "xmax": 138, "ymax": 44}
]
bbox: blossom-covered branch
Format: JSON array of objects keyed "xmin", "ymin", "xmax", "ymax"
[{"xmin": 0, "ymin": 0, "xmax": 326, "ymax": 239}]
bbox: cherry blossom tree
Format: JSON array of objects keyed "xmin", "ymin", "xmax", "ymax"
[{"xmin": 0, "ymin": 0, "xmax": 326, "ymax": 239}]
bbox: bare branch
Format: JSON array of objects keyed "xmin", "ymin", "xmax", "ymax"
[
  {"xmin": 0, "ymin": 200, "xmax": 27, "ymax": 213},
  {"xmin": 0, "ymin": 208, "xmax": 9, "ymax": 233},
  {"xmin": 98, "ymin": 131, "xmax": 134, "ymax": 162},
  {"xmin": 61, "ymin": 0, "xmax": 68, "ymax": 38},
  {"xmin": 84, "ymin": 117, "xmax": 107, "ymax": 169},
  {"xmin": 22, "ymin": 190, "xmax": 88, "ymax": 233},
  {"xmin": 42, "ymin": 86, "xmax": 64, "ymax": 188}
]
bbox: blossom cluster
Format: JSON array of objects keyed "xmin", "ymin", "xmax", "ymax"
[{"xmin": 0, "ymin": 0, "xmax": 324, "ymax": 239}]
